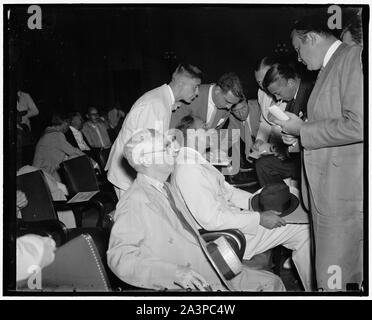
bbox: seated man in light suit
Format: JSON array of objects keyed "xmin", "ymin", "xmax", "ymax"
[
  {"xmin": 171, "ymin": 115, "xmax": 313, "ymax": 291},
  {"xmin": 107, "ymin": 128, "xmax": 285, "ymax": 291}
]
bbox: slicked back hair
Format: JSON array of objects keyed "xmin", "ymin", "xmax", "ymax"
[
  {"xmin": 216, "ymin": 72, "xmax": 245, "ymax": 101},
  {"xmin": 172, "ymin": 63, "xmax": 203, "ymax": 81},
  {"xmin": 291, "ymin": 12, "xmax": 339, "ymax": 41},
  {"xmin": 262, "ymin": 63, "xmax": 298, "ymax": 90}
]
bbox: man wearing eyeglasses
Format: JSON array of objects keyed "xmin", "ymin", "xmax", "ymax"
[
  {"xmin": 107, "ymin": 128, "xmax": 285, "ymax": 292},
  {"xmin": 82, "ymin": 107, "xmax": 112, "ymax": 149}
]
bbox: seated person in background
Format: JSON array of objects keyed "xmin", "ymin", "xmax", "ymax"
[
  {"xmin": 82, "ymin": 107, "xmax": 112, "ymax": 149},
  {"xmin": 16, "ymin": 111, "xmax": 35, "ymax": 169},
  {"xmin": 65, "ymin": 112, "xmax": 102, "ymax": 171},
  {"xmin": 107, "ymin": 128, "xmax": 285, "ymax": 291},
  {"xmin": 108, "ymin": 102, "xmax": 126, "ymax": 135},
  {"xmin": 65, "ymin": 112, "xmax": 92, "ymax": 152},
  {"xmin": 17, "ymin": 166, "xmax": 76, "ymax": 228},
  {"xmin": 33, "ymin": 114, "xmax": 84, "ymax": 181},
  {"xmin": 171, "ymin": 115, "xmax": 312, "ymax": 291},
  {"xmin": 255, "ymin": 63, "xmax": 313, "ymax": 187},
  {"xmin": 17, "ymin": 234, "xmax": 56, "ymax": 282}
]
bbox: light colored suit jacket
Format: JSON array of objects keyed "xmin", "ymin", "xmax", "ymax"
[
  {"xmin": 107, "ymin": 173, "xmax": 285, "ymax": 291},
  {"xmin": 105, "ymin": 84, "xmax": 174, "ymax": 191},
  {"xmin": 171, "ymin": 148, "xmax": 260, "ymax": 235},
  {"xmin": 32, "ymin": 128, "xmax": 82, "ymax": 181},
  {"xmin": 170, "ymin": 84, "xmax": 230, "ymax": 129},
  {"xmin": 300, "ymin": 44, "xmax": 363, "ymax": 216}
]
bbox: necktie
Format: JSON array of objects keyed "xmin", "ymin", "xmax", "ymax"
[
  {"xmin": 285, "ymin": 99, "xmax": 296, "ymax": 114},
  {"xmin": 162, "ymin": 183, "xmax": 233, "ymax": 291}
]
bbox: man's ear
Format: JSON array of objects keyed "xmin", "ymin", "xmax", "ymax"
[
  {"xmin": 214, "ymin": 85, "xmax": 221, "ymax": 95},
  {"xmin": 307, "ymin": 32, "xmax": 320, "ymax": 46},
  {"xmin": 287, "ymin": 78, "xmax": 296, "ymax": 88}
]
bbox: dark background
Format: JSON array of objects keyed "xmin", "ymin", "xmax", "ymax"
[{"xmin": 5, "ymin": 4, "xmax": 361, "ymax": 139}]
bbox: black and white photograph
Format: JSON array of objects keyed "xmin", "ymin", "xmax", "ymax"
[{"xmin": 2, "ymin": 1, "xmax": 368, "ymax": 303}]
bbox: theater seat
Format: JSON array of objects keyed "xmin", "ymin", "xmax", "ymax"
[
  {"xmin": 17, "ymin": 170, "xmax": 109, "ymax": 247},
  {"xmin": 34, "ymin": 234, "xmax": 111, "ymax": 292}
]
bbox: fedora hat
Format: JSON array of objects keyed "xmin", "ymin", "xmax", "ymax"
[{"xmin": 251, "ymin": 182, "xmax": 299, "ymax": 217}]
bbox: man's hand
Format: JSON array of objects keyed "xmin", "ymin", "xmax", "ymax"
[
  {"xmin": 40, "ymin": 236, "xmax": 57, "ymax": 268},
  {"xmin": 273, "ymin": 112, "xmax": 304, "ymax": 136},
  {"xmin": 252, "ymin": 139, "xmax": 265, "ymax": 152},
  {"xmin": 16, "ymin": 190, "xmax": 28, "ymax": 209},
  {"xmin": 174, "ymin": 265, "xmax": 210, "ymax": 291},
  {"xmin": 282, "ymin": 133, "xmax": 298, "ymax": 146},
  {"xmin": 259, "ymin": 210, "xmax": 287, "ymax": 229}
]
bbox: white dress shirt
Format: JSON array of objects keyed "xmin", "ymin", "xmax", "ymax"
[
  {"xmin": 323, "ymin": 40, "xmax": 342, "ymax": 67},
  {"xmin": 105, "ymin": 84, "xmax": 174, "ymax": 193},
  {"xmin": 206, "ymin": 84, "xmax": 217, "ymax": 126},
  {"xmin": 256, "ymin": 89, "xmax": 287, "ymax": 142}
]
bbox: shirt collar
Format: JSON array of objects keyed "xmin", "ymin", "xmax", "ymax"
[
  {"xmin": 323, "ymin": 40, "xmax": 342, "ymax": 67},
  {"xmin": 208, "ymin": 84, "xmax": 216, "ymax": 108},
  {"xmin": 293, "ymin": 82, "xmax": 300, "ymax": 100},
  {"xmin": 167, "ymin": 84, "xmax": 176, "ymax": 106},
  {"xmin": 69, "ymin": 126, "xmax": 79, "ymax": 133},
  {"xmin": 141, "ymin": 173, "xmax": 165, "ymax": 194}
]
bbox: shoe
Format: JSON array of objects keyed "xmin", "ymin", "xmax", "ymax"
[
  {"xmin": 225, "ymin": 171, "xmax": 258, "ymax": 187},
  {"xmin": 239, "ymin": 158, "xmax": 254, "ymax": 173}
]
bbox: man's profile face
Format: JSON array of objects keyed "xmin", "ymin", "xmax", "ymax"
[
  {"xmin": 292, "ymin": 32, "xmax": 323, "ymax": 71},
  {"xmin": 180, "ymin": 77, "xmax": 201, "ymax": 103},
  {"xmin": 214, "ymin": 87, "xmax": 241, "ymax": 110},
  {"xmin": 267, "ymin": 78, "xmax": 297, "ymax": 102},
  {"xmin": 60, "ymin": 121, "xmax": 69, "ymax": 133}
]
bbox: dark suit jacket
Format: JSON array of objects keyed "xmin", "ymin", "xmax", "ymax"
[
  {"xmin": 65, "ymin": 128, "xmax": 91, "ymax": 150},
  {"xmin": 285, "ymin": 80, "xmax": 314, "ymax": 118},
  {"xmin": 170, "ymin": 84, "xmax": 231, "ymax": 129}
]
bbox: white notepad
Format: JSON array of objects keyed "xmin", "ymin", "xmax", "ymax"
[{"xmin": 67, "ymin": 191, "xmax": 99, "ymax": 204}]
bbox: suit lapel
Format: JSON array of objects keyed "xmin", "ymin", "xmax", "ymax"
[
  {"xmin": 198, "ymin": 84, "xmax": 211, "ymax": 122},
  {"xmin": 307, "ymin": 43, "xmax": 347, "ymax": 119},
  {"xmin": 138, "ymin": 176, "xmax": 198, "ymax": 245}
]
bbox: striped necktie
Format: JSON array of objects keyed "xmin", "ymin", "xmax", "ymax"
[{"xmin": 163, "ymin": 183, "xmax": 234, "ymax": 291}]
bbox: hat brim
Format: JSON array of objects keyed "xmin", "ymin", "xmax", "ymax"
[{"xmin": 251, "ymin": 193, "xmax": 299, "ymax": 217}]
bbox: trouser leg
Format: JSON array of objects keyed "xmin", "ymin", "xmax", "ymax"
[
  {"xmin": 255, "ymin": 155, "xmax": 298, "ymax": 186},
  {"xmin": 244, "ymin": 224, "xmax": 312, "ymax": 291},
  {"xmin": 309, "ymin": 192, "xmax": 363, "ymax": 291}
]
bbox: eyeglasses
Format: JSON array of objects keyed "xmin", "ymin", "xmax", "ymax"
[{"xmin": 142, "ymin": 142, "xmax": 180, "ymax": 156}]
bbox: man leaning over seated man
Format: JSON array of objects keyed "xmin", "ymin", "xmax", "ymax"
[
  {"xmin": 170, "ymin": 115, "xmax": 313, "ymax": 291},
  {"xmin": 107, "ymin": 128, "xmax": 285, "ymax": 291}
]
